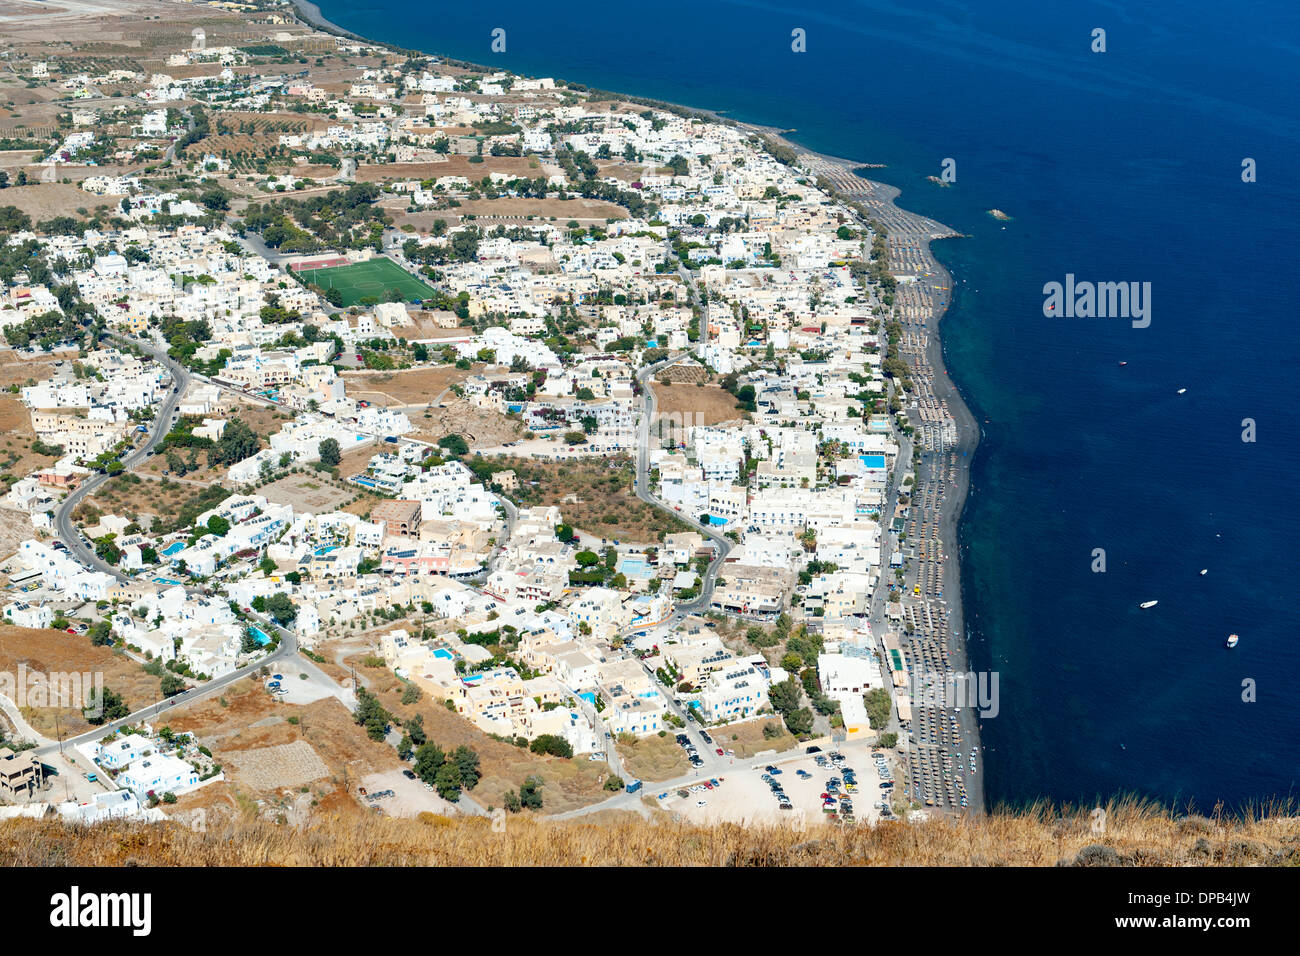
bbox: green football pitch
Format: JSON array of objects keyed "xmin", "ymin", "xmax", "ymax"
[{"xmin": 297, "ymin": 257, "xmax": 436, "ymax": 307}]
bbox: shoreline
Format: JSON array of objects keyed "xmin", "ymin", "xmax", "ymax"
[{"xmin": 288, "ymin": 0, "xmax": 984, "ymax": 816}]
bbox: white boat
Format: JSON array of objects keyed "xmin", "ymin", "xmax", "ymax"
[
  {"xmin": 1199, "ymin": 569, "xmax": 1208, "ymax": 576},
  {"xmin": 1177, "ymin": 388, "xmax": 1187, "ymax": 394},
  {"xmin": 1226, "ymin": 633, "xmax": 1239, "ymax": 648},
  {"xmin": 1140, "ymin": 600, "xmax": 1158, "ymax": 609}
]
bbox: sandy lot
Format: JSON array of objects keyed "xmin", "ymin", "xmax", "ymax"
[
  {"xmin": 359, "ymin": 767, "xmax": 466, "ymax": 818},
  {"xmin": 447, "ymin": 196, "xmax": 628, "ymax": 221},
  {"xmin": 165, "ymin": 679, "xmax": 406, "ymax": 822},
  {"xmin": 410, "ymin": 398, "xmax": 522, "ymax": 449},
  {"xmin": 0, "ymin": 183, "xmax": 116, "ymax": 221},
  {"xmin": 260, "ymin": 471, "xmax": 356, "ymax": 514},
  {"xmin": 651, "ymin": 382, "xmax": 747, "ymax": 432},
  {"xmin": 488, "ymin": 454, "xmax": 691, "ymax": 544},
  {"xmin": 341, "ymin": 364, "xmax": 478, "ymax": 407},
  {"xmin": 616, "ymin": 733, "xmax": 689, "ymax": 781}
]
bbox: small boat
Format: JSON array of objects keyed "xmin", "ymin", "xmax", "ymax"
[
  {"xmin": 1139, "ymin": 600, "xmax": 1158, "ymax": 609},
  {"xmin": 1199, "ymin": 569, "xmax": 1208, "ymax": 576},
  {"xmin": 1118, "ymin": 361, "xmax": 1128, "ymax": 367},
  {"xmin": 1177, "ymin": 388, "xmax": 1187, "ymax": 394},
  {"xmin": 1226, "ymin": 633, "xmax": 1239, "ymax": 648}
]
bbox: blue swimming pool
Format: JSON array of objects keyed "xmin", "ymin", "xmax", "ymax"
[
  {"xmin": 618, "ymin": 557, "xmax": 651, "ymax": 577},
  {"xmin": 860, "ymin": 454, "xmax": 886, "ymax": 470},
  {"xmin": 249, "ymin": 625, "xmax": 270, "ymax": 646},
  {"xmin": 432, "ymin": 648, "xmax": 453, "ymax": 660}
]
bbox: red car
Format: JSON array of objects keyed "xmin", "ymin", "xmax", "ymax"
[{"xmin": 715, "ymin": 748, "xmax": 724, "ymax": 756}]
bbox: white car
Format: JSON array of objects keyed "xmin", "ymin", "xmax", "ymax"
[{"xmin": 696, "ymin": 800, "xmax": 707, "ymax": 807}]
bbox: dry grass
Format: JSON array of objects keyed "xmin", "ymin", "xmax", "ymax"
[
  {"xmin": 355, "ymin": 156, "xmax": 539, "ymax": 183},
  {"xmin": 341, "ymin": 659, "xmax": 611, "ymax": 814},
  {"xmin": 340, "ymin": 364, "xmax": 478, "ymax": 407},
  {"xmin": 715, "ymin": 719, "xmax": 797, "ymax": 758},
  {"xmin": 489, "ymin": 455, "xmax": 693, "ymax": 544},
  {"xmin": 0, "ymin": 625, "xmax": 162, "ymax": 739},
  {"xmin": 2, "ymin": 798, "xmax": 1298, "ymax": 866},
  {"xmin": 0, "ymin": 183, "xmax": 114, "ymax": 222},
  {"xmin": 411, "ymin": 398, "xmax": 521, "ymax": 450},
  {"xmin": 615, "ymin": 733, "xmax": 689, "ymax": 781},
  {"xmin": 651, "ymin": 382, "xmax": 747, "ymax": 431}
]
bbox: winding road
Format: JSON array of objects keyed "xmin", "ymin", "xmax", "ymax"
[{"xmin": 40, "ymin": 334, "xmax": 301, "ymax": 758}]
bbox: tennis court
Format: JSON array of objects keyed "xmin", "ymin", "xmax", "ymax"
[{"xmin": 297, "ymin": 257, "xmax": 436, "ymax": 307}]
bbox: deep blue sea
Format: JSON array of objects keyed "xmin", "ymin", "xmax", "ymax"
[{"xmin": 316, "ymin": 0, "xmax": 1300, "ymax": 811}]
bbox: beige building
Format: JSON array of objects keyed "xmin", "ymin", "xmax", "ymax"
[
  {"xmin": 372, "ymin": 499, "xmax": 422, "ymax": 538},
  {"xmin": 0, "ymin": 747, "xmax": 43, "ymax": 799}
]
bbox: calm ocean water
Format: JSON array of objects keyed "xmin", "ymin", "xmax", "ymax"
[{"xmin": 316, "ymin": 0, "xmax": 1300, "ymax": 810}]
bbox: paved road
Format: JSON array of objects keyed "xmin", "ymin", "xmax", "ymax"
[
  {"xmin": 54, "ymin": 335, "xmax": 190, "ymax": 581},
  {"xmin": 632, "ymin": 351, "xmax": 733, "ymax": 616},
  {"xmin": 41, "ymin": 333, "xmax": 301, "ymax": 757}
]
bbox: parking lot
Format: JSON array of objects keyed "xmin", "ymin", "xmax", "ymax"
[
  {"xmin": 359, "ymin": 768, "xmax": 464, "ymax": 818},
  {"xmin": 653, "ymin": 740, "xmax": 897, "ymax": 827}
]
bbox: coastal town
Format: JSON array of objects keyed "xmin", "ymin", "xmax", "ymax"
[{"xmin": 0, "ymin": 0, "xmax": 980, "ymax": 831}]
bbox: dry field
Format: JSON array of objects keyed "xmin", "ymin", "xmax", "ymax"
[
  {"xmin": 410, "ymin": 398, "xmax": 522, "ymax": 450},
  {"xmin": 258, "ymin": 472, "xmax": 356, "ymax": 515},
  {"xmin": 343, "ymin": 657, "xmax": 612, "ymax": 814},
  {"xmin": 390, "ymin": 313, "xmax": 471, "ymax": 339},
  {"xmin": 656, "ymin": 363, "xmax": 711, "ymax": 385},
  {"xmin": 0, "ymin": 391, "xmax": 63, "ymax": 487},
  {"xmin": 356, "ymin": 156, "xmax": 540, "ymax": 183},
  {"xmin": 713, "ymin": 718, "xmax": 798, "ymax": 758},
  {"xmin": 4, "ymin": 797, "xmax": 1298, "ymax": 866},
  {"xmin": 486, "ymin": 455, "xmax": 693, "ymax": 544},
  {"xmin": 449, "ymin": 196, "xmax": 628, "ymax": 221},
  {"xmin": 615, "ymin": 733, "xmax": 689, "ymax": 781},
  {"xmin": 0, "ymin": 182, "xmax": 115, "ymax": 221},
  {"xmin": 341, "ymin": 364, "xmax": 477, "ymax": 407},
  {"xmin": 0, "ymin": 148, "xmax": 44, "ymax": 170},
  {"xmin": 0, "ymin": 508, "xmax": 34, "ymax": 566},
  {"xmin": 82, "ymin": 472, "xmax": 227, "ymax": 535},
  {"xmin": 651, "ymin": 382, "xmax": 747, "ymax": 428},
  {"xmin": 0, "ymin": 625, "xmax": 161, "ymax": 739},
  {"xmin": 164, "ymin": 678, "xmax": 405, "ymax": 824}
]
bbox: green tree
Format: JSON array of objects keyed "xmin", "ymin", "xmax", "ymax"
[
  {"xmin": 438, "ymin": 433, "xmax": 469, "ymax": 457},
  {"xmin": 317, "ymin": 437, "xmax": 341, "ymax": 466},
  {"xmin": 413, "ymin": 741, "xmax": 446, "ymax": 784},
  {"xmin": 769, "ymin": 677, "xmax": 802, "ymax": 715},
  {"xmin": 265, "ymin": 593, "xmax": 296, "ymax": 625},
  {"xmin": 210, "ymin": 418, "xmax": 259, "ymax": 465},
  {"xmin": 354, "ymin": 686, "xmax": 392, "ymax": 742},
  {"xmin": 783, "ymin": 706, "xmax": 814, "ymax": 736},
  {"xmin": 84, "ymin": 686, "xmax": 128, "ymax": 725},
  {"xmin": 519, "ymin": 775, "xmax": 544, "ymax": 810},
  {"xmin": 452, "ymin": 745, "xmax": 481, "ymax": 790},
  {"xmin": 529, "ymin": 734, "xmax": 573, "ymax": 758},
  {"xmin": 434, "ymin": 760, "xmax": 462, "ymax": 801},
  {"xmin": 160, "ymin": 673, "xmax": 186, "ymax": 697}
]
